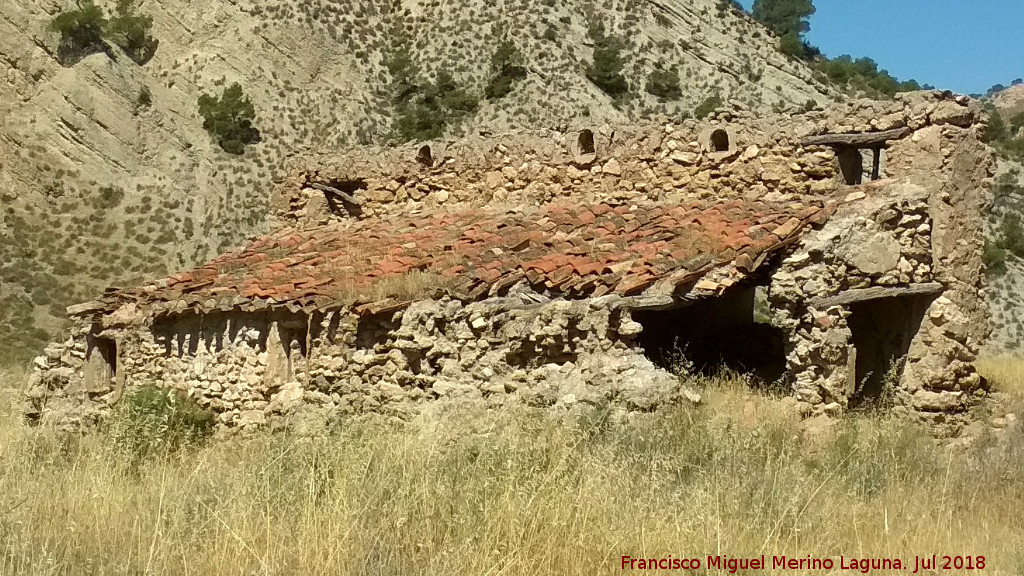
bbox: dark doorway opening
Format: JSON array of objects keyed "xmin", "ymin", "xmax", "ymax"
[
  {"xmin": 416, "ymin": 145, "xmax": 433, "ymax": 167},
  {"xmin": 84, "ymin": 334, "xmax": 117, "ymax": 389},
  {"xmin": 633, "ymin": 286, "xmax": 787, "ymax": 384},
  {"xmin": 356, "ymin": 312, "xmax": 401, "ymax": 351},
  {"xmin": 838, "ymin": 147, "xmax": 864, "ymax": 185},
  {"xmin": 577, "ymin": 129, "xmax": 596, "ymax": 156},
  {"xmin": 710, "ymin": 129, "xmax": 730, "ymax": 152},
  {"xmin": 847, "ymin": 294, "xmax": 934, "ymax": 406}
]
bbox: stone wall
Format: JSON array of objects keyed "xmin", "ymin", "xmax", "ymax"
[
  {"xmin": 272, "ymin": 91, "xmax": 986, "ymax": 229},
  {"xmin": 28, "ymin": 292, "xmax": 702, "ymax": 430}
]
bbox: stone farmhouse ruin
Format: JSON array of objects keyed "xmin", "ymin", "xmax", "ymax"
[{"xmin": 29, "ymin": 91, "xmax": 995, "ymax": 433}]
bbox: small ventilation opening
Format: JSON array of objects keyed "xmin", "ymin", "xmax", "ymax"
[
  {"xmin": 710, "ymin": 129, "xmax": 730, "ymax": 152},
  {"xmin": 416, "ymin": 145, "xmax": 433, "ymax": 167},
  {"xmin": 633, "ymin": 286, "xmax": 787, "ymax": 384},
  {"xmin": 848, "ymin": 294, "xmax": 934, "ymax": 408},
  {"xmin": 356, "ymin": 312, "xmax": 401, "ymax": 351},
  {"xmin": 322, "ymin": 179, "xmax": 365, "ymax": 218},
  {"xmin": 577, "ymin": 129, "xmax": 596, "ymax": 156},
  {"xmin": 838, "ymin": 147, "xmax": 864, "ymax": 185}
]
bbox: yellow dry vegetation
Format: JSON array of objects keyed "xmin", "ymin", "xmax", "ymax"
[
  {"xmin": 977, "ymin": 354, "xmax": 1024, "ymax": 396},
  {"xmin": 0, "ymin": 367, "xmax": 1020, "ymax": 575}
]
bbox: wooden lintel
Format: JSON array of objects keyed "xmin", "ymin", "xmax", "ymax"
[
  {"xmin": 810, "ymin": 282, "xmax": 943, "ymax": 309},
  {"xmin": 66, "ymin": 300, "xmax": 108, "ymax": 316},
  {"xmin": 308, "ymin": 182, "xmax": 359, "ymax": 204},
  {"xmin": 801, "ymin": 127, "xmax": 911, "ymax": 149}
]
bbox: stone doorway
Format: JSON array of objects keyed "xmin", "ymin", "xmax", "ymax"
[
  {"xmin": 83, "ymin": 334, "xmax": 117, "ymax": 389},
  {"xmin": 632, "ymin": 286, "xmax": 786, "ymax": 383},
  {"xmin": 847, "ymin": 294, "xmax": 934, "ymax": 406}
]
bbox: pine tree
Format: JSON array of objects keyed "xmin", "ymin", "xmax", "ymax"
[
  {"xmin": 751, "ymin": 0, "xmax": 816, "ymax": 38},
  {"xmin": 197, "ymin": 83, "xmax": 261, "ymax": 155},
  {"xmin": 49, "ymin": 1, "xmax": 108, "ymax": 64},
  {"xmin": 585, "ymin": 23, "xmax": 629, "ymax": 99}
]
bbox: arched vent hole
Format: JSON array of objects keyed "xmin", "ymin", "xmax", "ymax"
[
  {"xmin": 710, "ymin": 129, "xmax": 730, "ymax": 152},
  {"xmin": 578, "ymin": 129, "xmax": 596, "ymax": 155},
  {"xmin": 417, "ymin": 145, "xmax": 433, "ymax": 167}
]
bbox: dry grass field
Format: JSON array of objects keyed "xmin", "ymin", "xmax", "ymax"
[{"xmin": 0, "ymin": 361, "xmax": 1020, "ymax": 575}]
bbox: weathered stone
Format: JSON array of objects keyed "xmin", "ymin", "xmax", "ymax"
[
  {"xmin": 845, "ymin": 232, "xmax": 901, "ymax": 274},
  {"xmin": 601, "ymin": 158, "xmax": 623, "ymax": 176}
]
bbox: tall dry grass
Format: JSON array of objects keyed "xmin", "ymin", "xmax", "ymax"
[
  {"xmin": 0, "ymin": 367, "xmax": 1020, "ymax": 575},
  {"xmin": 978, "ymin": 354, "xmax": 1024, "ymax": 396}
]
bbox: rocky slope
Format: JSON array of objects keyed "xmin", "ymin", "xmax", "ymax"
[
  {"xmin": 982, "ymin": 86, "xmax": 1024, "ymax": 353},
  {"xmin": 0, "ymin": 0, "xmax": 841, "ymax": 360},
  {"xmin": 990, "ymin": 84, "xmax": 1024, "ymax": 121}
]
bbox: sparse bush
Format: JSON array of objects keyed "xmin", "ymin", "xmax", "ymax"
[
  {"xmin": 585, "ymin": 21, "xmax": 629, "ymax": 99},
  {"xmin": 751, "ymin": 0, "xmax": 814, "ymax": 38},
  {"xmin": 997, "ymin": 212, "xmax": 1024, "ymax": 258},
  {"xmin": 106, "ymin": 0, "xmax": 158, "ymax": 64},
  {"xmin": 50, "ymin": 1, "xmax": 108, "ymax": 64},
  {"xmin": 94, "ymin": 185, "xmax": 125, "ymax": 209},
  {"xmin": 645, "ymin": 65, "xmax": 681, "ymax": 100},
  {"xmin": 105, "ymin": 385, "xmax": 215, "ymax": 469},
  {"xmin": 694, "ymin": 94, "xmax": 723, "ymax": 119},
  {"xmin": 197, "ymin": 83, "xmax": 261, "ymax": 154},
  {"xmin": 394, "ymin": 70, "xmax": 478, "ymax": 141},
  {"xmin": 778, "ymin": 31, "xmax": 806, "ymax": 59},
  {"xmin": 984, "ymin": 239, "xmax": 1008, "ymax": 275},
  {"xmin": 50, "ymin": 0, "xmax": 157, "ymax": 66},
  {"xmin": 135, "ymin": 85, "xmax": 152, "ymax": 112},
  {"xmin": 484, "ymin": 39, "xmax": 527, "ymax": 100},
  {"xmin": 985, "ymin": 110, "xmax": 1024, "ymax": 162},
  {"xmin": 816, "ymin": 55, "xmax": 921, "ymax": 98}
]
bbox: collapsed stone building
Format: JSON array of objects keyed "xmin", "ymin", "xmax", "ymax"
[{"xmin": 29, "ymin": 91, "xmax": 995, "ymax": 433}]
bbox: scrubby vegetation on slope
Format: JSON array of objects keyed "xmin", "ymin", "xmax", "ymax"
[
  {"xmin": 0, "ymin": 366, "xmax": 1021, "ymax": 575},
  {"xmin": 50, "ymin": 0, "xmax": 158, "ymax": 65}
]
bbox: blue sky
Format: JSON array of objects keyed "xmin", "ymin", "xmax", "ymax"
[{"xmin": 736, "ymin": 0, "xmax": 1024, "ymax": 95}]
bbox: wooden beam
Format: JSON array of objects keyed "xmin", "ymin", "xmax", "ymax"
[
  {"xmin": 810, "ymin": 282, "xmax": 943, "ymax": 309},
  {"xmin": 801, "ymin": 127, "xmax": 911, "ymax": 148},
  {"xmin": 307, "ymin": 182, "xmax": 359, "ymax": 204},
  {"xmin": 66, "ymin": 300, "xmax": 108, "ymax": 316},
  {"xmin": 871, "ymin": 147, "xmax": 882, "ymax": 180}
]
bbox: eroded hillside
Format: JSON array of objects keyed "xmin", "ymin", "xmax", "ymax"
[{"xmin": 2, "ymin": 0, "xmax": 838, "ymax": 360}]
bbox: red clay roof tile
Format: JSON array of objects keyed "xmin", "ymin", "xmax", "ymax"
[{"xmin": 81, "ymin": 197, "xmax": 833, "ymax": 315}]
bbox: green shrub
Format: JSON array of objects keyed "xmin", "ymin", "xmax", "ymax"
[
  {"xmin": 645, "ymin": 65, "xmax": 681, "ymax": 100},
  {"xmin": 751, "ymin": 0, "xmax": 815, "ymax": 38},
  {"xmin": 94, "ymin": 185, "xmax": 125, "ymax": 209},
  {"xmin": 105, "ymin": 386, "xmax": 215, "ymax": 468},
  {"xmin": 197, "ymin": 83, "xmax": 261, "ymax": 154},
  {"xmin": 394, "ymin": 71, "xmax": 478, "ymax": 141},
  {"xmin": 50, "ymin": 0, "xmax": 157, "ymax": 66},
  {"xmin": 585, "ymin": 22, "xmax": 629, "ymax": 99},
  {"xmin": 106, "ymin": 0, "xmax": 159, "ymax": 65},
  {"xmin": 816, "ymin": 55, "xmax": 921, "ymax": 98},
  {"xmin": 984, "ymin": 240, "xmax": 1008, "ymax": 276},
  {"xmin": 997, "ymin": 213, "xmax": 1024, "ymax": 258},
  {"xmin": 778, "ymin": 31, "xmax": 806, "ymax": 59},
  {"xmin": 135, "ymin": 85, "xmax": 152, "ymax": 111},
  {"xmin": 694, "ymin": 94, "xmax": 724, "ymax": 119},
  {"xmin": 50, "ymin": 1, "xmax": 108, "ymax": 65},
  {"xmin": 484, "ymin": 40, "xmax": 527, "ymax": 100}
]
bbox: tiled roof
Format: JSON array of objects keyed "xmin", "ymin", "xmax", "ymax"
[{"xmin": 72, "ymin": 199, "xmax": 833, "ymax": 318}]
